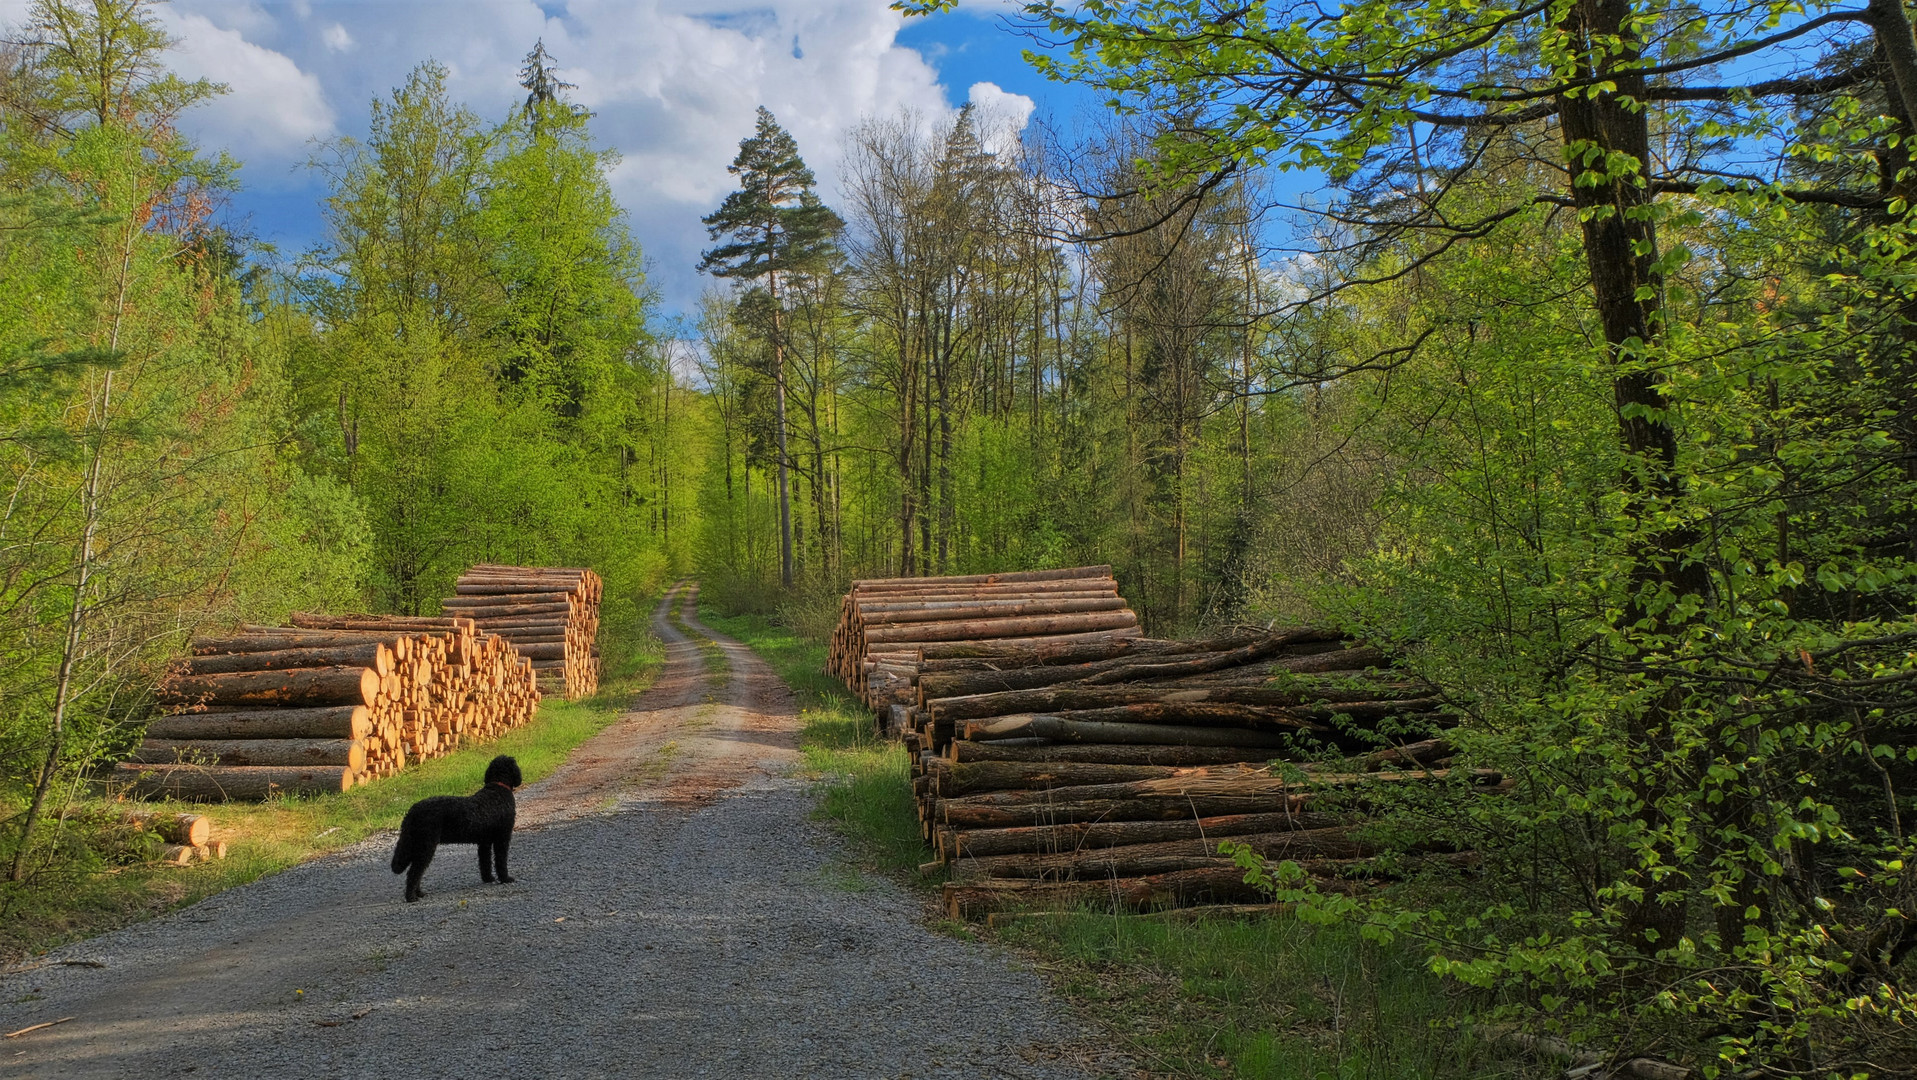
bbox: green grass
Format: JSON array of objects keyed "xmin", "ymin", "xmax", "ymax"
[
  {"xmin": 0, "ymin": 616, "xmax": 665, "ymax": 965},
  {"xmin": 701, "ymin": 593, "xmax": 1500, "ymax": 1080},
  {"xmin": 994, "ymin": 909, "xmax": 1502, "ymax": 1080},
  {"xmin": 696, "ymin": 604, "xmax": 925, "ymax": 877}
]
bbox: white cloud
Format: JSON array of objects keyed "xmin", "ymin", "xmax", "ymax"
[
  {"xmin": 143, "ymin": 1, "xmax": 1026, "ymax": 312},
  {"xmin": 163, "ymin": 12, "xmax": 335, "ymax": 161},
  {"xmin": 966, "ymin": 80, "xmax": 1034, "ymax": 152}
]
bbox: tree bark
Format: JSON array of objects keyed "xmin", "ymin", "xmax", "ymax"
[
  {"xmin": 861, "ymin": 610, "xmax": 1139, "ymax": 645},
  {"xmin": 179, "ymin": 644, "xmax": 392, "ymax": 677},
  {"xmin": 146, "ymin": 705, "xmax": 371, "ymax": 741},
  {"xmin": 960, "ymin": 714, "xmax": 1314, "ymax": 746},
  {"xmin": 132, "ymin": 738, "xmax": 365, "ymax": 770},
  {"xmin": 155, "ymin": 666, "xmax": 380, "ymax": 709},
  {"xmin": 947, "ymin": 740, "xmax": 1285, "ymax": 767},
  {"xmin": 944, "ymin": 809, "xmax": 1354, "ymax": 859},
  {"xmin": 957, "ymin": 826, "xmax": 1372, "ymax": 880},
  {"xmin": 113, "ymin": 763, "xmax": 354, "ymax": 801}
]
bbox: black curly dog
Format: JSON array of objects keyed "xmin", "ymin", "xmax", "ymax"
[{"xmin": 391, "ymin": 755, "xmax": 521, "ymax": 902}]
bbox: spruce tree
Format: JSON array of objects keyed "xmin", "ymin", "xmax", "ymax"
[{"xmin": 699, "ymin": 107, "xmax": 841, "ymax": 586}]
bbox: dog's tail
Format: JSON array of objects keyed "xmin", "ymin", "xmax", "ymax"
[{"xmin": 391, "ymin": 812, "xmax": 417, "ymax": 874}]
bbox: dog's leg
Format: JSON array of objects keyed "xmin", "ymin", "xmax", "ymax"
[
  {"xmin": 494, "ymin": 832, "xmax": 514, "ymax": 884},
  {"xmin": 405, "ymin": 844, "xmax": 435, "ymax": 902},
  {"xmin": 477, "ymin": 840, "xmax": 495, "ymax": 884}
]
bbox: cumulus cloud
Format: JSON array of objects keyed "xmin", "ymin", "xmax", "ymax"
[
  {"xmin": 161, "ymin": 12, "xmax": 336, "ymax": 161},
  {"xmin": 135, "ymin": 0, "xmax": 1040, "ymax": 312}
]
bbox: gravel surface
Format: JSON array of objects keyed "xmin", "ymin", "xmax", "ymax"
[{"xmin": 0, "ymin": 587, "xmax": 1110, "ymax": 1080}]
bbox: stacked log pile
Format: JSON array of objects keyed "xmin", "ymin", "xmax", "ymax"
[
  {"xmin": 119, "ymin": 810, "xmax": 228, "ymax": 865},
  {"xmin": 828, "ymin": 566, "xmax": 1139, "ymax": 710},
  {"xmin": 119, "ymin": 614, "xmax": 539, "ymax": 802},
  {"xmin": 898, "ymin": 627, "xmax": 1492, "ymax": 919},
  {"xmin": 442, "ymin": 565, "xmax": 602, "ymax": 700}
]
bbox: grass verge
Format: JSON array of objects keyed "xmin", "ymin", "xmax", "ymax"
[
  {"xmin": 700, "ymin": 595, "xmax": 1494, "ymax": 1080},
  {"xmin": 0, "ymin": 616, "xmax": 664, "ymax": 966}
]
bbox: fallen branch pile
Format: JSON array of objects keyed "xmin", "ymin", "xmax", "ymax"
[
  {"xmin": 120, "ymin": 613, "xmax": 539, "ymax": 801},
  {"xmin": 442, "ymin": 565, "xmax": 602, "ymax": 699},
  {"xmin": 828, "ymin": 566, "xmax": 1139, "ymax": 709},
  {"xmin": 890, "ymin": 626, "xmax": 1488, "ymax": 919}
]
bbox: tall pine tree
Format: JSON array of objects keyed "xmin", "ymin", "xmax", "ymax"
[{"xmin": 699, "ymin": 107, "xmax": 841, "ymax": 586}]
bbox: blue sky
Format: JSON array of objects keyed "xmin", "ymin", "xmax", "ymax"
[{"xmin": 0, "ymin": 0, "xmax": 1106, "ymax": 318}]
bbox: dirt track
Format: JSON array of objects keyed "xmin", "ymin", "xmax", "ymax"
[{"xmin": 0, "ymin": 585, "xmax": 1104, "ymax": 1079}]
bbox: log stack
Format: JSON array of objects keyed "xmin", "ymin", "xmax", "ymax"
[
  {"xmin": 899, "ymin": 627, "xmax": 1490, "ymax": 919},
  {"xmin": 828, "ymin": 566, "xmax": 1140, "ymax": 710},
  {"xmin": 441, "ymin": 565, "xmax": 602, "ymax": 700},
  {"xmin": 119, "ymin": 615, "xmax": 540, "ymax": 802}
]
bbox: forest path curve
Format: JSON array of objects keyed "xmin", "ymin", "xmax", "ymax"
[{"xmin": 0, "ymin": 584, "xmax": 1106, "ymax": 1080}]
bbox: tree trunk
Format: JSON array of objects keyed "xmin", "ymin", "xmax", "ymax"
[
  {"xmin": 957, "ymin": 826, "xmax": 1372, "ymax": 881},
  {"xmin": 944, "ymin": 809, "xmax": 1353, "ymax": 859},
  {"xmin": 114, "ymin": 764, "xmax": 354, "ymax": 801},
  {"xmin": 132, "ymin": 738, "xmax": 366, "ymax": 770},
  {"xmin": 770, "ymin": 272, "xmax": 796, "ymax": 587},
  {"xmin": 957, "ymin": 715, "xmax": 1314, "ymax": 747},
  {"xmin": 942, "ymin": 865, "xmax": 1270, "ymax": 920},
  {"xmin": 145, "ymin": 705, "xmax": 372, "ymax": 740},
  {"xmin": 155, "ymin": 666, "xmax": 381, "ymax": 709},
  {"xmin": 1558, "ymin": 0, "xmax": 1713, "ymax": 957},
  {"xmin": 947, "ymin": 740, "xmax": 1286, "ymax": 767},
  {"xmin": 180, "ymin": 644, "xmax": 393, "ymax": 677}
]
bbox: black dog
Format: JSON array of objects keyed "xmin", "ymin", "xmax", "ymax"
[{"xmin": 391, "ymin": 755, "xmax": 521, "ymax": 902}]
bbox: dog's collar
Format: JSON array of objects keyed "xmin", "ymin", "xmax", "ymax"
[{"xmin": 487, "ymin": 781, "xmax": 515, "ymax": 789}]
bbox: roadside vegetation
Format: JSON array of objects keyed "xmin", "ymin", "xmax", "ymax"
[
  {"xmin": 705, "ymin": 595, "xmax": 1490, "ymax": 1079},
  {"xmin": 0, "ymin": 624, "xmax": 661, "ymax": 964}
]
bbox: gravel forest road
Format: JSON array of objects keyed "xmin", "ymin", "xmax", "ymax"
[{"xmin": 0, "ymin": 585, "xmax": 1107, "ymax": 1080}]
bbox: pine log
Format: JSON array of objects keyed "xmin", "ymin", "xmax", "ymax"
[
  {"xmin": 441, "ymin": 592, "xmax": 573, "ymax": 607},
  {"xmin": 931, "ymin": 794, "xmax": 1315, "ymax": 829},
  {"xmin": 178, "ymin": 644, "xmax": 392, "ymax": 678},
  {"xmin": 942, "ymin": 866, "xmax": 1267, "ymax": 920},
  {"xmin": 959, "ymin": 826, "xmax": 1374, "ymax": 880},
  {"xmin": 508, "ymin": 642, "xmax": 567, "ymax": 660},
  {"xmin": 289, "ymin": 613, "xmax": 466, "ymax": 629},
  {"xmin": 156, "ymin": 666, "xmax": 379, "ymax": 709},
  {"xmin": 1357, "ymin": 738, "xmax": 1454, "ymax": 770},
  {"xmin": 851, "ymin": 565, "xmax": 1111, "ymax": 588},
  {"xmin": 856, "ymin": 598, "xmax": 1130, "ymax": 625},
  {"xmin": 117, "ymin": 811, "xmax": 211, "ymax": 846},
  {"xmin": 114, "ymin": 763, "xmax": 353, "ymax": 800},
  {"xmin": 453, "ymin": 582, "xmax": 582, "ymax": 596},
  {"xmin": 861, "ymin": 610, "xmax": 1138, "ymax": 645},
  {"xmin": 917, "ymin": 637, "xmax": 1200, "ymax": 672},
  {"xmin": 930, "ymin": 683, "xmax": 1431, "ymax": 724},
  {"xmin": 146, "ymin": 705, "xmax": 371, "ymax": 740},
  {"xmin": 947, "ymin": 741, "xmax": 1283, "ymax": 767},
  {"xmin": 1077, "ymin": 630, "xmax": 1348, "ymax": 685},
  {"xmin": 931, "ymin": 760, "xmax": 1201, "ymax": 798},
  {"xmin": 132, "ymin": 738, "xmax": 365, "ymax": 770},
  {"xmin": 193, "ymin": 631, "xmax": 403, "ymax": 654},
  {"xmin": 960, "ymin": 715, "xmax": 1308, "ymax": 747},
  {"xmin": 915, "ymin": 642, "xmax": 1286, "ymax": 699},
  {"xmin": 853, "ymin": 592, "xmax": 1118, "ymax": 614},
  {"xmin": 434, "ymin": 600, "xmax": 573, "ymax": 619},
  {"xmin": 913, "ymin": 629, "xmax": 1149, "ymax": 661},
  {"xmin": 944, "ymin": 810, "xmax": 1354, "ymax": 859}
]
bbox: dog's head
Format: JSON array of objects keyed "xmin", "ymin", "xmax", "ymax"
[{"xmin": 484, "ymin": 755, "xmax": 523, "ymax": 788}]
